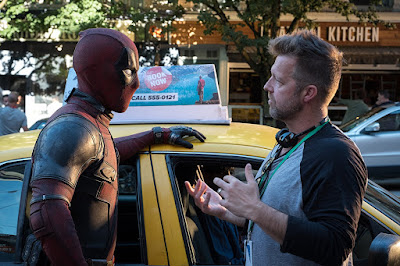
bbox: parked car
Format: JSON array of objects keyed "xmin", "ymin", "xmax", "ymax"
[
  {"xmin": 340, "ymin": 102, "xmax": 400, "ymax": 187},
  {"xmin": 28, "ymin": 118, "xmax": 48, "ymax": 131},
  {"xmin": 1, "ymin": 122, "xmax": 400, "ymax": 265}
]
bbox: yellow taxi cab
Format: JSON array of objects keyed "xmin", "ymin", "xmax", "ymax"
[
  {"xmin": 1, "ymin": 64, "xmax": 400, "ymax": 265},
  {"xmin": 0, "ymin": 121, "xmax": 400, "ymax": 265}
]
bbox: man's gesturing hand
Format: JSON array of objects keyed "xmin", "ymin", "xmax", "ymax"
[
  {"xmin": 184, "ymin": 180, "xmax": 227, "ymax": 219},
  {"xmin": 213, "ymin": 163, "xmax": 261, "ymax": 220}
]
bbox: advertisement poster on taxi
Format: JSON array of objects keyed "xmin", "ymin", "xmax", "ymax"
[
  {"xmin": 63, "ymin": 64, "xmax": 230, "ymax": 124},
  {"xmin": 131, "ymin": 64, "xmax": 220, "ymax": 106}
]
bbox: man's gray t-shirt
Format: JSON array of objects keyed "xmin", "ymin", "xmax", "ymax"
[
  {"xmin": 0, "ymin": 106, "xmax": 28, "ymax": 135},
  {"xmin": 249, "ymin": 123, "xmax": 367, "ymax": 265}
]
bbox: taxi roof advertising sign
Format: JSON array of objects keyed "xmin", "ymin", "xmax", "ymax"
[
  {"xmin": 64, "ymin": 64, "xmax": 230, "ymax": 124},
  {"xmin": 131, "ymin": 64, "xmax": 220, "ymax": 106}
]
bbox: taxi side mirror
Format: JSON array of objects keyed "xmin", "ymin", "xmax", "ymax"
[{"xmin": 368, "ymin": 232, "xmax": 400, "ymax": 266}]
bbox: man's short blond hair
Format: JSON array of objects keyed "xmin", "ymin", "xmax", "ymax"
[{"xmin": 268, "ymin": 30, "xmax": 343, "ymax": 106}]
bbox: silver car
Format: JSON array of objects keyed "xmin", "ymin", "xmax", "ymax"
[{"xmin": 340, "ymin": 103, "xmax": 400, "ymax": 186}]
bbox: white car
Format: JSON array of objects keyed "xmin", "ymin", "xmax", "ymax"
[{"xmin": 340, "ymin": 103, "xmax": 400, "ymax": 187}]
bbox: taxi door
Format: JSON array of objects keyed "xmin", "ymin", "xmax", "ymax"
[{"xmin": 139, "ymin": 152, "xmax": 188, "ymax": 265}]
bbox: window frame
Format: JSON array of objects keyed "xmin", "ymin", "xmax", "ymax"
[
  {"xmin": 0, "ymin": 158, "xmax": 29, "ymax": 262},
  {"xmin": 115, "ymin": 156, "xmax": 147, "ymax": 265},
  {"xmin": 165, "ymin": 153, "xmax": 264, "ymax": 265}
]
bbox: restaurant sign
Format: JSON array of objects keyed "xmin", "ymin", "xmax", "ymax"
[
  {"xmin": 278, "ymin": 25, "xmax": 379, "ymax": 42},
  {"xmin": 327, "ymin": 26, "xmax": 379, "ymax": 42},
  {"xmin": 275, "ymin": 22, "xmax": 400, "ymax": 46}
]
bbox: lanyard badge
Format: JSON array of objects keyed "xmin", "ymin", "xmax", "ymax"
[{"xmin": 244, "ymin": 239, "xmax": 253, "ymax": 266}]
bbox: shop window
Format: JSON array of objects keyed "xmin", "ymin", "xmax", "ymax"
[
  {"xmin": 338, "ymin": 74, "xmax": 399, "ymax": 107},
  {"xmin": 229, "ymin": 71, "xmax": 263, "ymax": 124},
  {"xmin": 206, "ymin": 50, "xmax": 218, "ymax": 58},
  {"xmin": 349, "ymin": 74, "xmax": 366, "ymax": 100},
  {"xmin": 380, "ymin": 76, "xmax": 397, "ymax": 102},
  {"xmin": 229, "ymin": 72, "xmax": 261, "ymax": 104},
  {"xmin": 230, "ymin": 106, "xmax": 263, "ymax": 124},
  {"xmin": 184, "ymin": 50, "xmax": 196, "ymax": 57}
]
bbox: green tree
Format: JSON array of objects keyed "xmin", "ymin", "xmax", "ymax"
[
  {"xmin": 184, "ymin": 0, "xmax": 392, "ymax": 124},
  {"xmin": 0, "ymin": 0, "xmax": 112, "ymax": 95},
  {"xmin": 0, "ymin": 0, "xmax": 131, "ymax": 39},
  {"xmin": 0, "ymin": 0, "xmax": 183, "ymax": 95}
]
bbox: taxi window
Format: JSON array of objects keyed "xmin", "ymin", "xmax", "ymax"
[
  {"xmin": 168, "ymin": 155, "xmax": 262, "ymax": 265},
  {"xmin": 118, "ymin": 163, "xmax": 137, "ymax": 195},
  {"xmin": 115, "ymin": 156, "xmax": 143, "ymax": 264},
  {"xmin": 0, "ymin": 160, "xmax": 27, "ymax": 260},
  {"xmin": 354, "ymin": 211, "xmax": 393, "ymax": 262}
]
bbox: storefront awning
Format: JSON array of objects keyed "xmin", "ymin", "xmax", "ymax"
[{"xmin": 341, "ymin": 47, "xmax": 400, "ymax": 65}]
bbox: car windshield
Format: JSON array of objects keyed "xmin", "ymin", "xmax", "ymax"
[
  {"xmin": 339, "ymin": 107, "xmax": 385, "ymax": 132},
  {"xmin": 364, "ymin": 181, "xmax": 400, "ymax": 226}
]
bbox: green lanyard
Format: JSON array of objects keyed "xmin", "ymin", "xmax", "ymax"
[{"xmin": 247, "ymin": 120, "xmax": 329, "ymax": 237}]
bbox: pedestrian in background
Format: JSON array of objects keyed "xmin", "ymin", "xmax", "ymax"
[
  {"xmin": 333, "ymin": 90, "xmax": 369, "ymax": 125},
  {"xmin": 2, "ymin": 94, "xmax": 9, "ymax": 107},
  {"xmin": 373, "ymin": 89, "xmax": 394, "ymax": 108},
  {"xmin": 0, "ymin": 91, "xmax": 28, "ymax": 136}
]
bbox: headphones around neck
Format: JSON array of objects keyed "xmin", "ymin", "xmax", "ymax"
[{"xmin": 275, "ymin": 117, "xmax": 329, "ymax": 148}]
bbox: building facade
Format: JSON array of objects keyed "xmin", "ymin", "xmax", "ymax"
[{"xmin": 170, "ymin": 4, "xmax": 400, "ymax": 125}]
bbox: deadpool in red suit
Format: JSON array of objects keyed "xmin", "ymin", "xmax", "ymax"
[{"xmin": 28, "ymin": 28, "xmax": 205, "ymax": 266}]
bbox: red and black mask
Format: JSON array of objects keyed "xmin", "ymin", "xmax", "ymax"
[{"xmin": 73, "ymin": 28, "xmax": 140, "ymax": 113}]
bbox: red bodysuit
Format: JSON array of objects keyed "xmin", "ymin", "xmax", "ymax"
[{"xmin": 28, "ymin": 28, "xmax": 205, "ymax": 265}]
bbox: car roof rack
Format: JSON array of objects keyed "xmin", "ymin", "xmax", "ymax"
[{"xmin": 64, "ymin": 65, "xmax": 230, "ymax": 125}]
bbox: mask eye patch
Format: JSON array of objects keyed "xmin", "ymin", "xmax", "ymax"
[
  {"xmin": 115, "ymin": 47, "xmax": 138, "ymax": 87},
  {"xmin": 122, "ymin": 69, "xmax": 133, "ymax": 78}
]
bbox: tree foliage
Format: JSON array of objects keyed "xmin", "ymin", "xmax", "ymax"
[
  {"xmin": 0, "ymin": 0, "xmax": 184, "ymax": 40},
  {"xmin": 0, "ymin": 0, "xmax": 183, "ymax": 95},
  {"xmin": 0, "ymin": 0, "xmax": 129, "ymax": 38}
]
